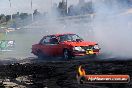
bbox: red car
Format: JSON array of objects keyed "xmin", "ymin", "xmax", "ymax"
[{"xmin": 31, "ymin": 33, "xmax": 100, "ymax": 59}]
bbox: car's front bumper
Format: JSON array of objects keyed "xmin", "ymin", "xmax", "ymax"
[{"xmin": 72, "ymin": 49, "xmax": 100, "ymax": 56}]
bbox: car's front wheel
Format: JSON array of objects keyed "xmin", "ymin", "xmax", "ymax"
[
  {"xmin": 63, "ymin": 49, "xmax": 73, "ymax": 60},
  {"xmin": 89, "ymin": 54, "xmax": 97, "ymax": 58}
]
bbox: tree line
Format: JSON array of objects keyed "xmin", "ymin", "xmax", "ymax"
[{"xmin": 0, "ymin": 0, "xmax": 132, "ymax": 25}]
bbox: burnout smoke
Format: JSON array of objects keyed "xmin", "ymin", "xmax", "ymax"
[
  {"xmin": 1, "ymin": 0, "xmax": 132, "ymax": 59},
  {"xmin": 23, "ymin": 0, "xmax": 132, "ymax": 59},
  {"xmin": 45, "ymin": 0, "xmax": 132, "ymax": 58},
  {"xmin": 92, "ymin": 0, "xmax": 132, "ymax": 58}
]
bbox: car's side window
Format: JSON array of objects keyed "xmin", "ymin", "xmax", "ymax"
[
  {"xmin": 41, "ymin": 36, "xmax": 51, "ymax": 44},
  {"xmin": 59, "ymin": 35, "xmax": 71, "ymax": 42},
  {"xmin": 50, "ymin": 36, "xmax": 59, "ymax": 45}
]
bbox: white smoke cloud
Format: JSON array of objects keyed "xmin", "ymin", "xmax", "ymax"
[
  {"xmin": 93, "ymin": 0, "xmax": 132, "ymax": 58},
  {"xmin": 1, "ymin": 0, "xmax": 132, "ymax": 59}
]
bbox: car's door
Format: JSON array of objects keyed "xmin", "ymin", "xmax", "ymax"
[
  {"xmin": 39, "ymin": 36, "xmax": 51, "ymax": 56},
  {"xmin": 49, "ymin": 36, "xmax": 62, "ymax": 56}
]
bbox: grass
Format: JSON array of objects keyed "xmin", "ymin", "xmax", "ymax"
[{"xmin": 0, "ymin": 28, "xmax": 42, "ymax": 59}]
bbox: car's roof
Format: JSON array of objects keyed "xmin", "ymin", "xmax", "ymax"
[{"xmin": 46, "ymin": 33, "xmax": 75, "ymax": 37}]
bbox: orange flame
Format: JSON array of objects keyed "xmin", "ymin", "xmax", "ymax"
[{"xmin": 78, "ymin": 65, "xmax": 86, "ymax": 76}]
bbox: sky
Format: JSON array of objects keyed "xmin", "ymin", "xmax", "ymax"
[{"xmin": 0, "ymin": 0, "xmax": 80, "ymax": 15}]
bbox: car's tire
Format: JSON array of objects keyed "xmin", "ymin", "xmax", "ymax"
[
  {"xmin": 63, "ymin": 49, "xmax": 72, "ymax": 60},
  {"xmin": 37, "ymin": 50, "xmax": 45, "ymax": 59}
]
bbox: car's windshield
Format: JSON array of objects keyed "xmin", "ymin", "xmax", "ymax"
[{"xmin": 59, "ymin": 34, "xmax": 83, "ymax": 42}]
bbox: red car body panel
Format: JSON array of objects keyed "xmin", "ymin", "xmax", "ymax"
[
  {"xmin": 62, "ymin": 41, "xmax": 97, "ymax": 46},
  {"xmin": 32, "ymin": 33, "xmax": 100, "ymax": 57}
]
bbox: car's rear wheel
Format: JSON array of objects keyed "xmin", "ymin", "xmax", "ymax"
[
  {"xmin": 63, "ymin": 49, "xmax": 72, "ymax": 60},
  {"xmin": 37, "ymin": 50, "xmax": 45, "ymax": 59}
]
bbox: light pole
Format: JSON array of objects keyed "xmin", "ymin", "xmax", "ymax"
[
  {"xmin": 9, "ymin": 0, "xmax": 12, "ymax": 21},
  {"xmin": 31, "ymin": 0, "xmax": 34, "ymax": 21},
  {"xmin": 66, "ymin": 0, "xmax": 68, "ymax": 14}
]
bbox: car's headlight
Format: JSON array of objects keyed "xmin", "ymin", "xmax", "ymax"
[
  {"xmin": 94, "ymin": 44, "xmax": 100, "ymax": 49},
  {"xmin": 73, "ymin": 46, "xmax": 85, "ymax": 51}
]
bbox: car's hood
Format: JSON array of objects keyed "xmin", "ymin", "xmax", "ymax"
[{"xmin": 62, "ymin": 41, "xmax": 97, "ymax": 46}]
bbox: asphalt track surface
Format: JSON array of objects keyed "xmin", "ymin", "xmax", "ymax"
[
  {"xmin": 0, "ymin": 54, "xmax": 131, "ymax": 88},
  {"xmin": 0, "ymin": 53, "xmax": 132, "ymax": 65},
  {"xmin": 15, "ymin": 53, "xmax": 132, "ymax": 64}
]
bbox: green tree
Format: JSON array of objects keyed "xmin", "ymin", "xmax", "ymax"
[
  {"xmin": 0, "ymin": 14, "xmax": 6, "ymax": 23},
  {"xmin": 19, "ymin": 13, "xmax": 29, "ymax": 20}
]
